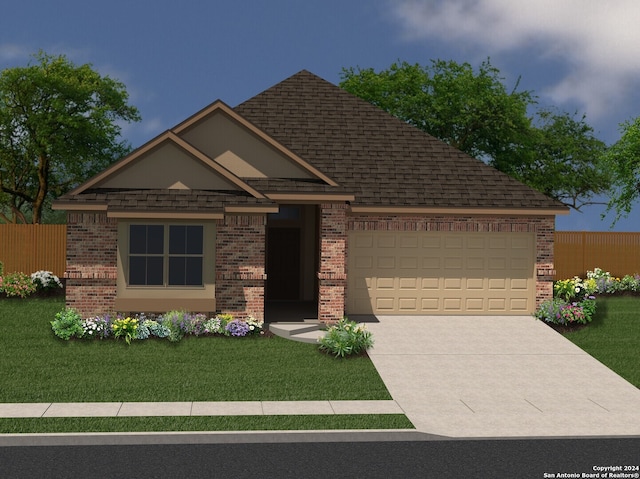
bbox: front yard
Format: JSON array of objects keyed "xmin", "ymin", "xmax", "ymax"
[{"xmin": 0, "ymin": 297, "xmax": 413, "ymax": 433}]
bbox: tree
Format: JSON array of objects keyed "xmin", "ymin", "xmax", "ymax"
[
  {"xmin": 340, "ymin": 59, "xmax": 610, "ymax": 210},
  {"xmin": 515, "ymin": 109, "xmax": 609, "ymax": 211},
  {"xmin": 604, "ymin": 117, "xmax": 640, "ymax": 224},
  {"xmin": 0, "ymin": 51, "xmax": 141, "ymax": 223}
]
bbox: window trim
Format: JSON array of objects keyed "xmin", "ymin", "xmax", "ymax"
[{"xmin": 116, "ymin": 220, "xmax": 216, "ymax": 309}]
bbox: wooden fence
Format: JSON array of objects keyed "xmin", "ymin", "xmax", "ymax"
[
  {"xmin": 0, "ymin": 224, "xmax": 66, "ymax": 278},
  {"xmin": 1, "ymin": 225, "xmax": 640, "ymax": 281},
  {"xmin": 554, "ymin": 231, "xmax": 640, "ymax": 279}
]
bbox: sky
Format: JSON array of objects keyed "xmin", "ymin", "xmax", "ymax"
[{"xmin": 2, "ymin": 0, "xmax": 640, "ymax": 231}]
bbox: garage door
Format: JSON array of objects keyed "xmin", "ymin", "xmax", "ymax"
[{"xmin": 347, "ymin": 231, "xmax": 535, "ymax": 315}]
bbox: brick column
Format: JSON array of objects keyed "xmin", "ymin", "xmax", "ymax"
[
  {"xmin": 535, "ymin": 216, "xmax": 556, "ymax": 306},
  {"xmin": 318, "ymin": 203, "xmax": 347, "ymax": 322},
  {"xmin": 65, "ymin": 212, "xmax": 118, "ymax": 317},
  {"xmin": 215, "ymin": 215, "xmax": 266, "ymax": 320}
]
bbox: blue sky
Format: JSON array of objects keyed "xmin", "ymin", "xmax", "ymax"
[{"xmin": 3, "ymin": 0, "xmax": 639, "ymax": 230}]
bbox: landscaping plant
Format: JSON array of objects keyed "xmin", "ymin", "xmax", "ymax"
[
  {"xmin": 31, "ymin": 270, "xmax": 63, "ymax": 293},
  {"xmin": 0, "ymin": 272, "xmax": 37, "ymax": 298},
  {"xmin": 318, "ymin": 318, "xmax": 374, "ymax": 358},
  {"xmin": 50, "ymin": 307, "xmax": 83, "ymax": 340}
]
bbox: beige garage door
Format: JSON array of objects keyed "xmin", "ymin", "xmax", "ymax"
[{"xmin": 347, "ymin": 231, "xmax": 535, "ymax": 315}]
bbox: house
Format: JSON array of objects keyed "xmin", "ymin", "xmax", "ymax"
[{"xmin": 52, "ymin": 70, "xmax": 567, "ymax": 321}]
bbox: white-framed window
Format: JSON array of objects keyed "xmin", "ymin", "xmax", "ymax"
[{"xmin": 128, "ymin": 224, "xmax": 204, "ymax": 287}]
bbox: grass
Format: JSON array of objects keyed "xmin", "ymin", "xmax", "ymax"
[
  {"xmin": 0, "ymin": 297, "xmax": 391, "ymax": 402},
  {"xmin": 0, "ymin": 414, "xmax": 413, "ymax": 434},
  {"xmin": 561, "ymin": 296, "xmax": 640, "ymax": 388}
]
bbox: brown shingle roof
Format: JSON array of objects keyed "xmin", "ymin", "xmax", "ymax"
[
  {"xmin": 235, "ymin": 70, "xmax": 566, "ymax": 210},
  {"xmin": 57, "ymin": 188, "xmax": 274, "ymax": 211}
]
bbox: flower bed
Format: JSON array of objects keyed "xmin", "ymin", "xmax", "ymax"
[
  {"xmin": 51, "ymin": 308, "xmax": 264, "ymax": 343},
  {"xmin": 534, "ymin": 267, "xmax": 639, "ymax": 327},
  {"xmin": 0, "ymin": 268, "xmax": 63, "ymax": 299}
]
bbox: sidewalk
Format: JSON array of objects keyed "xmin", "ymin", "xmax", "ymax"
[{"xmin": 0, "ymin": 400, "xmax": 404, "ymax": 418}]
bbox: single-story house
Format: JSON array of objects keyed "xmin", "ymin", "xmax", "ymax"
[{"xmin": 52, "ymin": 70, "xmax": 567, "ymax": 321}]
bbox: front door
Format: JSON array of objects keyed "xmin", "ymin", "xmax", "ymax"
[{"xmin": 266, "ymin": 227, "xmax": 301, "ymax": 300}]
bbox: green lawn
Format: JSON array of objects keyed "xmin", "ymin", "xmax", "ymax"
[
  {"xmin": 0, "ymin": 297, "xmax": 391, "ymax": 403},
  {"xmin": 561, "ymin": 296, "xmax": 640, "ymax": 388},
  {"xmin": 0, "ymin": 414, "xmax": 413, "ymax": 434}
]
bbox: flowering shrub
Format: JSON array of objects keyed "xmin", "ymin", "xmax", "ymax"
[
  {"xmin": 534, "ymin": 297, "xmax": 596, "ymax": 325},
  {"xmin": 318, "ymin": 318, "xmax": 374, "ymax": 358},
  {"xmin": 52, "ymin": 310, "xmax": 263, "ymax": 343},
  {"xmin": 112, "ymin": 317, "xmax": 139, "ymax": 344},
  {"xmin": 226, "ymin": 319, "xmax": 250, "ymax": 337},
  {"xmin": 553, "ymin": 276, "xmax": 596, "ymax": 301},
  {"xmin": 82, "ymin": 315, "xmax": 112, "ymax": 339},
  {"xmin": 0, "ymin": 272, "xmax": 37, "ymax": 298},
  {"xmin": 31, "ymin": 271, "xmax": 63, "ymax": 293}
]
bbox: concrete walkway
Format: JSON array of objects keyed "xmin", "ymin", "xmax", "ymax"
[
  {"xmin": 364, "ymin": 315, "xmax": 640, "ymax": 438},
  {"xmin": 0, "ymin": 400, "xmax": 402, "ymax": 418}
]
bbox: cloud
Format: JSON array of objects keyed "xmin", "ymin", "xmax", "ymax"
[
  {"xmin": 388, "ymin": 0, "xmax": 640, "ymax": 119},
  {"xmin": 0, "ymin": 44, "xmax": 32, "ymax": 62}
]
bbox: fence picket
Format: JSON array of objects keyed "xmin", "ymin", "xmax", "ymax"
[{"xmin": 0, "ymin": 224, "xmax": 66, "ymax": 277}]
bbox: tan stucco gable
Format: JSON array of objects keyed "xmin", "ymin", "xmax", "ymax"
[{"xmin": 174, "ymin": 101, "xmax": 337, "ymax": 185}]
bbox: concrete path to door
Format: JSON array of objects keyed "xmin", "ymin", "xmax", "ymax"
[{"xmin": 364, "ymin": 315, "xmax": 640, "ymax": 438}]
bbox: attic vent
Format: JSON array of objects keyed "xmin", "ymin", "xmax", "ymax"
[{"xmin": 169, "ymin": 181, "xmax": 190, "ymax": 190}]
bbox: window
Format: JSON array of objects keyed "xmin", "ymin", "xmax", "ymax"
[{"xmin": 129, "ymin": 224, "xmax": 204, "ymax": 287}]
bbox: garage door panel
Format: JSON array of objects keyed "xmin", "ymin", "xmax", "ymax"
[
  {"xmin": 399, "ymin": 277, "xmax": 418, "ymax": 289},
  {"xmin": 466, "ymin": 278, "xmax": 485, "ymax": 289},
  {"xmin": 509, "ymin": 298, "xmax": 529, "ymax": 311},
  {"xmin": 376, "ymin": 277, "xmax": 396, "ymax": 289},
  {"xmin": 377, "ymin": 236, "xmax": 396, "ymax": 248},
  {"xmin": 399, "ymin": 256, "xmax": 418, "ymax": 269},
  {"xmin": 444, "ymin": 278, "xmax": 462, "ymax": 289},
  {"xmin": 347, "ymin": 231, "xmax": 535, "ymax": 315},
  {"xmin": 377, "ymin": 257, "xmax": 395, "ymax": 269},
  {"xmin": 375, "ymin": 297, "xmax": 395, "ymax": 311},
  {"xmin": 421, "ymin": 277, "xmax": 440, "ymax": 289}
]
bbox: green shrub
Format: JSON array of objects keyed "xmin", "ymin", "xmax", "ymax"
[
  {"xmin": 51, "ymin": 308, "xmax": 83, "ymax": 340},
  {"xmin": 318, "ymin": 318, "xmax": 374, "ymax": 358}
]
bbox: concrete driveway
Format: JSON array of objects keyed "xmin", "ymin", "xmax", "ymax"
[{"xmin": 364, "ymin": 315, "xmax": 640, "ymax": 438}]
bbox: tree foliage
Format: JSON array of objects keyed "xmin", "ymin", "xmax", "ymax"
[
  {"xmin": 604, "ymin": 117, "xmax": 640, "ymax": 224},
  {"xmin": 340, "ymin": 59, "xmax": 610, "ymax": 210},
  {"xmin": 0, "ymin": 51, "xmax": 141, "ymax": 223}
]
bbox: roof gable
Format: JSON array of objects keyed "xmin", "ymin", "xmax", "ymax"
[{"xmin": 174, "ymin": 101, "xmax": 337, "ymax": 185}]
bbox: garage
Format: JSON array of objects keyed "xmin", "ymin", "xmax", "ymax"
[{"xmin": 347, "ymin": 231, "xmax": 536, "ymax": 315}]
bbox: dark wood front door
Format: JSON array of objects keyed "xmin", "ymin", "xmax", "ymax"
[{"xmin": 266, "ymin": 227, "xmax": 301, "ymax": 300}]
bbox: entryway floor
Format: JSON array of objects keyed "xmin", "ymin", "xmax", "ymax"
[{"xmin": 264, "ymin": 301, "xmax": 317, "ymax": 323}]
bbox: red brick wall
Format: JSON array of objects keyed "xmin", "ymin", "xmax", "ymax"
[
  {"xmin": 318, "ymin": 204, "xmax": 347, "ymax": 321},
  {"xmin": 348, "ymin": 214, "xmax": 556, "ymax": 308},
  {"xmin": 64, "ymin": 212, "xmax": 118, "ymax": 316},
  {"xmin": 215, "ymin": 215, "xmax": 266, "ymax": 320}
]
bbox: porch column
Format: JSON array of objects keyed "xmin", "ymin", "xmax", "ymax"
[
  {"xmin": 215, "ymin": 215, "xmax": 266, "ymax": 321},
  {"xmin": 318, "ymin": 203, "xmax": 347, "ymax": 322}
]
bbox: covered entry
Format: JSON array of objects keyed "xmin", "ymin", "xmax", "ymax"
[
  {"xmin": 265, "ymin": 205, "xmax": 319, "ymax": 320},
  {"xmin": 347, "ymin": 231, "xmax": 536, "ymax": 315}
]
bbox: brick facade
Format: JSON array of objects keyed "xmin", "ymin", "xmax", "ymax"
[
  {"xmin": 63, "ymin": 209, "xmax": 555, "ymax": 319},
  {"xmin": 64, "ymin": 212, "xmax": 118, "ymax": 317},
  {"xmin": 215, "ymin": 215, "xmax": 266, "ymax": 320},
  {"xmin": 347, "ymin": 214, "xmax": 556, "ymax": 308},
  {"xmin": 318, "ymin": 203, "xmax": 348, "ymax": 321}
]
